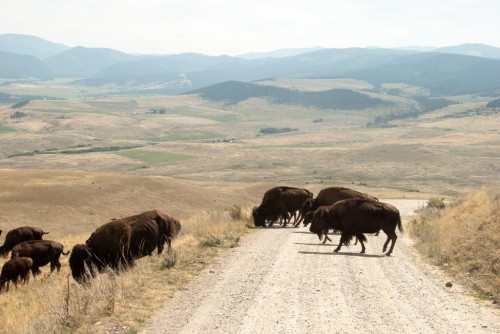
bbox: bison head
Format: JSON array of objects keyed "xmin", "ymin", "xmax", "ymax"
[
  {"xmin": 309, "ymin": 207, "xmax": 329, "ymax": 240},
  {"xmin": 302, "ymin": 212, "xmax": 315, "ymax": 226},
  {"xmin": 252, "ymin": 207, "xmax": 266, "ymax": 227},
  {"xmin": 69, "ymin": 244, "xmax": 94, "ymax": 283},
  {"xmin": 0, "ymin": 246, "xmax": 7, "ymax": 258},
  {"xmin": 172, "ymin": 218, "xmax": 181, "ymax": 238}
]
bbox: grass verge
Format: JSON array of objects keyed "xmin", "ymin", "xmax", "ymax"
[
  {"xmin": 409, "ymin": 187, "xmax": 499, "ymax": 304},
  {"xmin": 0, "ymin": 205, "xmax": 253, "ymax": 333}
]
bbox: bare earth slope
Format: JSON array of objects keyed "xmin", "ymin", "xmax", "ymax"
[{"xmin": 141, "ymin": 200, "xmax": 499, "ymax": 334}]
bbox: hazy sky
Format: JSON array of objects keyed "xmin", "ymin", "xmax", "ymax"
[{"xmin": 1, "ymin": 0, "xmax": 498, "ymax": 55}]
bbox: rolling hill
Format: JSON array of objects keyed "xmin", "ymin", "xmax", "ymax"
[
  {"xmin": 341, "ymin": 53, "xmax": 500, "ymax": 96},
  {"xmin": 0, "ymin": 33, "xmax": 69, "ymax": 59},
  {"xmin": 46, "ymin": 46, "xmax": 137, "ymax": 77},
  {"xmin": 0, "ymin": 51, "xmax": 53, "ymax": 79},
  {"xmin": 435, "ymin": 43, "xmax": 500, "ymax": 59},
  {"xmin": 187, "ymin": 80, "xmax": 389, "ymax": 109}
]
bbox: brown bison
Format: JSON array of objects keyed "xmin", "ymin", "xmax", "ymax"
[
  {"xmin": 309, "ymin": 199, "xmax": 403, "ymax": 256},
  {"xmin": 0, "ymin": 257, "xmax": 33, "ymax": 292},
  {"xmin": 253, "ymin": 186, "xmax": 313, "ymax": 227},
  {"xmin": 0, "ymin": 226, "xmax": 49, "ymax": 257},
  {"xmin": 69, "ymin": 210, "xmax": 181, "ymax": 283},
  {"xmin": 11, "ymin": 240, "xmax": 68, "ymax": 276}
]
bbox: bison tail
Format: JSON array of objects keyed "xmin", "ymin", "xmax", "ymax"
[{"xmin": 397, "ymin": 215, "xmax": 404, "ymax": 234}]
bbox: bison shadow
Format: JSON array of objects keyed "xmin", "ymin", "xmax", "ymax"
[
  {"xmin": 298, "ymin": 251, "xmax": 385, "ymax": 258},
  {"xmin": 293, "ymin": 242, "xmax": 338, "ymax": 247},
  {"xmin": 292, "ymin": 231, "xmax": 341, "ymax": 235}
]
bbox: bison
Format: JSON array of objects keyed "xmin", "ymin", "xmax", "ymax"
[
  {"xmin": 309, "ymin": 199, "xmax": 403, "ymax": 256},
  {"xmin": 253, "ymin": 186, "xmax": 313, "ymax": 227},
  {"xmin": 11, "ymin": 240, "xmax": 68, "ymax": 276},
  {"xmin": 0, "ymin": 226, "xmax": 49, "ymax": 257},
  {"xmin": 69, "ymin": 210, "xmax": 181, "ymax": 283},
  {"xmin": 0, "ymin": 257, "xmax": 33, "ymax": 292}
]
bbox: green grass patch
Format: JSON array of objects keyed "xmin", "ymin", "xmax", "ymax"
[
  {"xmin": 0, "ymin": 124, "xmax": 19, "ymax": 133},
  {"xmin": 116, "ymin": 149, "xmax": 194, "ymax": 164},
  {"xmin": 149, "ymin": 130, "xmax": 224, "ymax": 142}
]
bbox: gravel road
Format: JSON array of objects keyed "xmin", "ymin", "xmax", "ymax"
[{"xmin": 141, "ymin": 200, "xmax": 499, "ymax": 334}]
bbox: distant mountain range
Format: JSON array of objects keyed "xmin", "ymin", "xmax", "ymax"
[{"xmin": 1, "ymin": 33, "xmax": 500, "ymax": 96}]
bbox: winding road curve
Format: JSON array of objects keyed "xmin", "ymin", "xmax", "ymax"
[{"xmin": 141, "ymin": 200, "xmax": 499, "ymax": 334}]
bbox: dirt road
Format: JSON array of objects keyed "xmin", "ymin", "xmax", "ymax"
[{"xmin": 141, "ymin": 200, "xmax": 499, "ymax": 334}]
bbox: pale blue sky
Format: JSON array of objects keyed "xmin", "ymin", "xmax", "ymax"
[{"xmin": 1, "ymin": 0, "xmax": 498, "ymax": 55}]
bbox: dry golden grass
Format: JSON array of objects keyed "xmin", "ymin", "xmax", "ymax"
[
  {"xmin": 409, "ymin": 187, "xmax": 500, "ymax": 302},
  {"xmin": 0, "ymin": 204, "xmax": 253, "ymax": 334}
]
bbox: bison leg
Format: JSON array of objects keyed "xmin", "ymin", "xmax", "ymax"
[
  {"xmin": 382, "ymin": 235, "xmax": 391, "ymax": 253},
  {"xmin": 386, "ymin": 234, "xmax": 398, "ymax": 256},
  {"xmin": 157, "ymin": 241, "xmax": 165, "ymax": 255},
  {"xmin": 334, "ymin": 233, "xmax": 349, "ymax": 253},
  {"xmin": 32, "ymin": 266, "xmax": 41, "ymax": 277},
  {"xmin": 22, "ymin": 272, "xmax": 30, "ymax": 285},
  {"xmin": 355, "ymin": 234, "xmax": 366, "ymax": 253},
  {"xmin": 382, "ymin": 227, "xmax": 398, "ymax": 256},
  {"xmin": 322, "ymin": 229, "xmax": 332, "ymax": 244},
  {"xmin": 294, "ymin": 212, "xmax": 304, "ymax": 227},
  {"xmin": 50, "ymin": 260, "xmax": 61, "ymax": 273},
  {"xmin": 282, "ymin": 212, "xmax": 293, "ymax": 227}
]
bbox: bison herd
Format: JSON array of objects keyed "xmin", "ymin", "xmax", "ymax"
[
  {"xmin": 1, "ymin": 185, "xmax": 403, "ymax": 294},
  {"xmin": 0, "ymin": 210, "xmax": 181, "ymax": 292},
  {"xmin": 253, "ymin": 186, "xmax": 403, "ymax": 256}
]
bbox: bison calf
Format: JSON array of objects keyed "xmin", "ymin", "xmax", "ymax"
[{"xmin": 0, "ymin": 257, "xmax": 33, "ymax": 292}]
